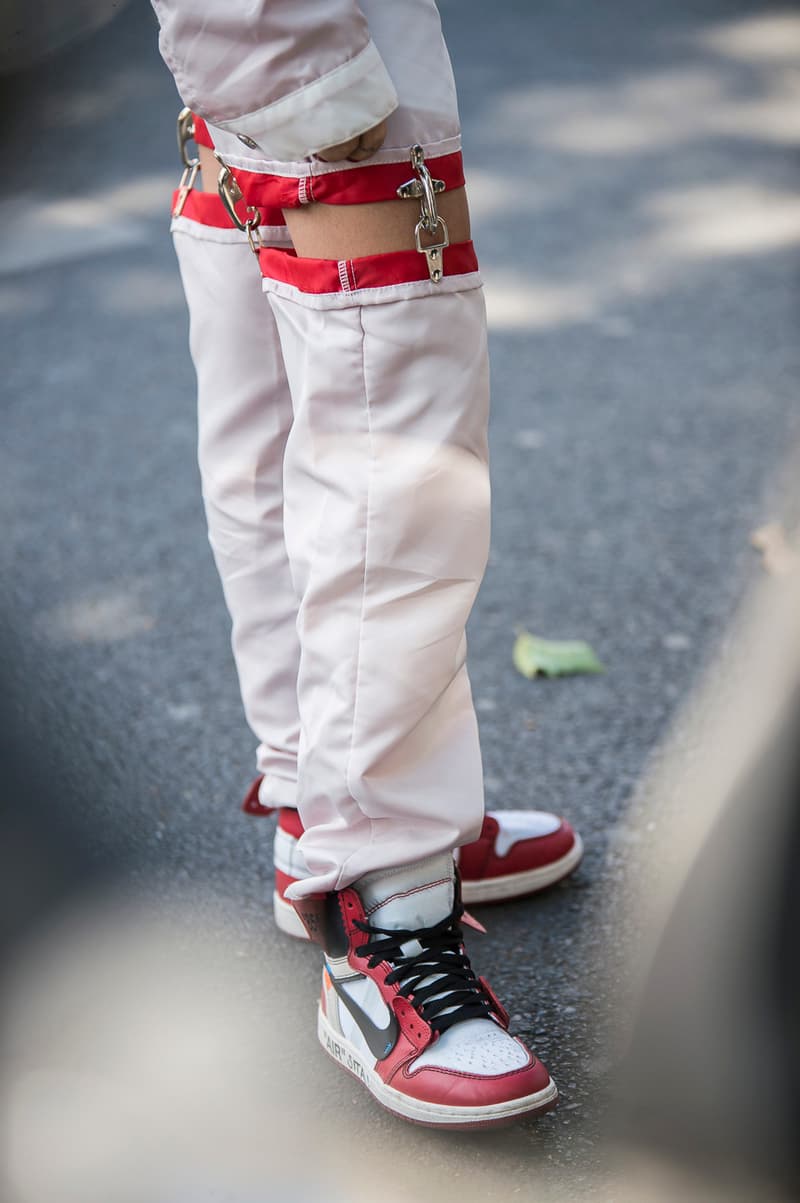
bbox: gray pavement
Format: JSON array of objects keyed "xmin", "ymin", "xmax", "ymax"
[{"xmin": 1, "ymin": 0, "xmax": 798, "ymax": 1196}]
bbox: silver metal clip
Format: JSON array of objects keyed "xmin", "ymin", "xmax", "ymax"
[
  {"xmin": 173, "ymin": 106, "xmax": 200, "ymax": 216},
  {"xmin": 397, "ymin": 144, "xmax": 449, "ymax": 283},
  {"xmin": 214, "ymin": 151, "xmax": 264, "ymax": 254},
  {"xmin": 172, "ymin": 161, "xmax": 199, "ymax": 218},
  {"xmin": 177, "ymin": 106, "xmax": 198, "ymax": 171}
]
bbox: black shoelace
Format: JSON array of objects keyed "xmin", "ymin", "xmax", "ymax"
[{"xmin": 354, "ymin": 904, "xmax": 495, "ymax": 1036}]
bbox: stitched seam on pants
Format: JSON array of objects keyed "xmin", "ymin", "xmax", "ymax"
[{"xmin": 338, "ymin": 307, "xmax": 376, "ymax": 886}]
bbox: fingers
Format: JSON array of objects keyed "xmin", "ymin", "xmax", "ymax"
[
  {"xmin": 316, "ymin": 136, "xmax": 361, "ymax": 163},
  {"xmin": 347, "ymin": 144, "xmax": 379, "ymax": 162},
  {"xmin": 347, "ymin": 120, "xmax": 388, "ymax": 162},
  {"xmin": 316, "ymin": 120, "xmax": 388, "ymax": 164}
]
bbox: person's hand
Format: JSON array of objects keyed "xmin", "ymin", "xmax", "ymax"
[{"xmin": 316, "ymin": 119, "xmax": 388, "ymax": 162}]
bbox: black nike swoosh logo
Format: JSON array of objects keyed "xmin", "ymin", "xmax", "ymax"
[{"xmin": 328, "ymin": 971, "xmax": 400, "ymax": 1061}]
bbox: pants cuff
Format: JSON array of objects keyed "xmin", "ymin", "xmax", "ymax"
[{"xmin": 256, "ymin": 773, "xmax": 298, "ymax": 811}]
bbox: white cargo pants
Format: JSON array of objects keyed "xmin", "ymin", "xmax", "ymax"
[{"xmin": 171, "ymin": 0, "xmax": 491, "ymax": 896}]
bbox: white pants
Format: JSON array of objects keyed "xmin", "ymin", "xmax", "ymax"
[
  {"xmin": 170, "ymin": 3, "xmax": 492, "ymax": 896},
  {"xmin": 173, "ymin": 216, "xmax": 301, "ymax": 811}
]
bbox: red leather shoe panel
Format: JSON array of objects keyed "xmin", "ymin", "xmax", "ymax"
[
  {"xmin": 482, "ymin": 821, "xmax": 576, "ymax": 878},
  {"xmin": 399, "ymin": 1053, "xmax": 551, "ymax": 1107}
]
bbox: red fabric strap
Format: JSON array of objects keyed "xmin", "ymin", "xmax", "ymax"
[
  {"xmin": 171, "ymin": 187, "xmax": 285, "ymax": 230},
  {"xmin": 234, "ymin": 151, "xmax": 464, "ymax": 210},
  {"xmin": 258, "ymin": 241, "xmax": 479, "ymax": 293},
  {"xmin": 187, "ymin": 112, "xmax": 462, "ymax": 212},
  {"xmin": 192, "ymin": 115, "xmax": 213, "ymax": 149}
]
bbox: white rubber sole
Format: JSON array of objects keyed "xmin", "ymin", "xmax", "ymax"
[
  {"xmin": 461, "ymin": 832, "xmax": 584, "ymax": 905},
  {"xmin": 273, "ymin": 833, "xmax": 584, "ymax": 938},
  {"xmin": 317, "ymin": 1006, "xmax": 558, "ymax": 1129}
]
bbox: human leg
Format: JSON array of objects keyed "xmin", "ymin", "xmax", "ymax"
[
  {"xmin": 228, "ymin": 5, "xmax": 562, "ymax": 1099},
  {"xmin": 172, "ymin": 117, "xmax": 584, "ymax": 932},
  {"xmin": 170, "ymin": 157, "xmax": 554, "ymax": 1127},
  {"xmin": 170, "ymin": 6, "xmax": 568, "ymax": 1124},
  {"xmin": 170, "ymin": 128, "xmax": 300, "ymax": 809},
  {"xmin": 259, "ymin": 233, "xmax": 489, "ymax": 894}
]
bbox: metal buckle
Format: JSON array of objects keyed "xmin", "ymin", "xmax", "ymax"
[
  {"xmin": 413, "ymin": 218, "xmax": 449, "ymax": 284},
  {"xmin": 214, "ymin": 151, "xmax": 263, "ymax": 254},
  {"xmin": 177, "ymin": 106, "xmax": 198, "ymax": 170},
  {"xmin": 173, "ymin": 106, "xmax": 201, "ymax": 217},
  {"xmin": 397, "ymin": 144, "xmax": 450, "ymax": 283},
  {"xmin": 172, "ymin": 161, "xmax": 199, "ymax": 218}
]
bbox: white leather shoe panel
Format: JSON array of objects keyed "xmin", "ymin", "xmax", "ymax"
[
  {"xmin": 409, "ymin": 1018, "xmax": 529, "ymax": 1075},
  {"xmin": 356, "ymin": 854, "xmax": 455, "ymax": 930},
  {"xmin": 490, "ymin": 810, "xmax": 563, "ymax": 858}
]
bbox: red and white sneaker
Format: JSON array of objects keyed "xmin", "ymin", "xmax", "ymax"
[
  {"xmin": 294, "ymin": 854, "xmax": 558, "ymax": 1129},
  {"xmin": 241, "ymin": 778, "xmax": 583, "ymax": 939}
]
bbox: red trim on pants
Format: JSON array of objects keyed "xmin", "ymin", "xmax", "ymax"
[
  {"xmin": 258, "ymin": 241, "xmax": 479, "ymax": 293},
  {"xmin": 171, "ymin": 187, "xmax": 285, "ymax": 230},
  {"xmin": 233, "ymin": 151, "xmax": 464, "ymax": 210},
  {"xmin": 192, "ymin": 116, "xmax": 213, "ymax": 149},
  {"xmin": 186, "ymin": 113, "xmax": 464, "ymax": 218}
]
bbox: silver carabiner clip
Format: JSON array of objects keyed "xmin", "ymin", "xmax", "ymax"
[
  {"xmin": 177, "ymin": 106, "xmax": 198, "ymax": 172},
  {"xmin": 173, "ymin": 161, "xmax": 200, "ymax": 218},
  {"xmin": 173, "ymin": 107, "xmax": 201, "ymax": 216},
  {"xmin": 413, "ymin": 216, "xmax": 449, "ymax": 284},
  {"xmin": 214, "ymin": 151, "xmax": 264, "ymax": 254},
  {"xmin": 397, "ymin": 144, "xmax": 450, "ymax": 283}
]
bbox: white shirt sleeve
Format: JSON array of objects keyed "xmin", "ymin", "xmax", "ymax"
[{"xmin": 152, "ymin": 0, "xmax": 399, "ymax": 162}]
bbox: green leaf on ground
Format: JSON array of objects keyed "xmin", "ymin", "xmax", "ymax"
[{"xmin": 512, "ymin": 630, "xmax": 605, "ymax": 679}]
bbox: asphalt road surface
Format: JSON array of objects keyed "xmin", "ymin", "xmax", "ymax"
[{"xmin": 1, "ymin": 1, "xmax": 798, "ymax": 1198}]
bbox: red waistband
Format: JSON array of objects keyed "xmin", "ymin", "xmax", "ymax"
[
  {"xmin": 171, "ymin": 187, "xmax": 286, "ymax": 230},
  {"xmin": 234, "ymin": 151, "xmax": 464, "ymax": 210},
  {"xmin": 258, "ymin": 241, "xmax": 479, "ymax": 293}
]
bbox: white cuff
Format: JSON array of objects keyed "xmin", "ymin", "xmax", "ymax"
[{"xmin": 212, "ymin": 40, "xmax": 399, "ymax": 163}]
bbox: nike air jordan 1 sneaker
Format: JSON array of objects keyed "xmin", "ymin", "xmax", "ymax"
[
  {"xmin": 241, "ymin": 777, "xmax": 583, "ymax": 939},
  {"xmin": 293, "ymin": 854, "xmax": 558, "ymax": 1129}
]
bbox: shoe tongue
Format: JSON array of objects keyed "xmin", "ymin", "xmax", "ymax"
[{"xmin": 356, "ymin": 854, "xmax": 455, "ymax": 931}]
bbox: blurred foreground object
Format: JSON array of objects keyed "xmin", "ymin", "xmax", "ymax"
[
  {"xmin": 750, "ymin": 521, "xmax": 800, "ymax": 578},
  {"xmin": 612, "ymin": 523, "xmax": 800, "ymax": 1200},
  {"xmin": 1, "ymin": 895, "xmax": 355, "ymax": 1203},
  {"xmin": 0, "ymin": 0, "xmax": 129, "ymax": 74}
]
